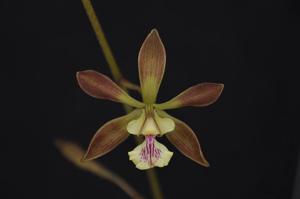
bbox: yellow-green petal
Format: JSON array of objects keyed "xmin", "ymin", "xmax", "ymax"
[
  {"xmin": 138, "ymin": 29, "xmax": 166, "ymax": 104},
  {"xmin": 154, "ymin": 110, "xmax": 175, "ymax": 135},
  {"xmin": 127, "ymin": 109, "xmax": 146, "ymax": 135},
  {"xmin": 127, "ymin": 110, "xmax": 161, "ymax": 136},
  {"xmin": 140, "ymin": 117, "xmax": 160, "ymax": 136},
  {"xmin": 127, "ymin": 109, "xmax": 175, "ymax": 136}
]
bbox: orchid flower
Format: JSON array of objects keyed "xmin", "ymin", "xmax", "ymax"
[{"xmin": 76, "ymin": 29, "xmax": 224, "ymax": 170}]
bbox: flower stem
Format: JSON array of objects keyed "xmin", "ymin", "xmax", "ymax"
[
  {"xmin": 81, "ymin": 0, "xmax": 121, "ymax": 82},
  {"xmin": 55, "ymin": 139, "xmax": 145, "ymax": 199},
  {"xmin": 146, "ymin": 169, "xmax": 164, "ymax": 199},
  {"xmin": 80, "ymin": 1, "xmax": 164, "ymax": 199}
]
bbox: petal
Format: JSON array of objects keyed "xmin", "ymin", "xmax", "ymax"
[
  {"xmin": 154, "ymin": 110, "xmax": 175, "ymax": 135},
  {"xmin": 140, "ymin": 117, "xmax": 160, "ymax": 136},
  {"xmin": 127, "ymin": 109, "xmax": 146, "ymax": 135},
  {"xmin": 83, "ymin": 109, "xmax": 142, "ymax": 161},
  {"xmin": 157, "ymin": 110, "xmax": 209, "ymax": 167},
  {"xmin": 153, "ymin": 141, "xmax": 174, "ymax": 167},
  {"xmin": 155, "ymin": 83, "xmax": 224, "ymax": 110},
  {"xmin": 127, "ymin": 109, "xmax": 175, "ymax": 136},
  {"xmin": 128, "ymin": 135, "xmax": 173, "ymax": 170},
  {"xmin": 138, "ymin": 29, "xmax": 166, "ymax": 104},
  {"xmin": 77, "ymin": 70, "xmax": 144, "ymax": 108}
]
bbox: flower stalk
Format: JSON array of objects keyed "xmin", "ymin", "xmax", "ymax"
[
  {"xmin": 55, "ymin": 139, "xmax": 145, "ymax": 199},
  {"xmin": 81, "ymin": 0, "xmax": 121, "ymax": 82},
  {"xmin": 80, "ymin": 0, "xmax": 164, "ymax": 198}
]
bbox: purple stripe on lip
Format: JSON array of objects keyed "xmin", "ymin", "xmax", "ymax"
[{"xmin": 140, "ymin": 135, "xmax": 161, "ymax": 166}]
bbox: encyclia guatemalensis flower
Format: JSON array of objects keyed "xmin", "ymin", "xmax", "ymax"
[{"xmin": 76, "ymin": 29, "xmax": 224, "ymax": 170}]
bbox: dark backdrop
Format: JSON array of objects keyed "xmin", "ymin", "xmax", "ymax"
[{"xmin": 2, "ymin": 0, "xmax": 298, "ymax": 199}]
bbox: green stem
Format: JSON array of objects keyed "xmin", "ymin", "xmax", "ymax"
[
  {"xmin": 146, "ymin": 169, "xmax": 163, "ymax": 199},
  {"xmin": 81, "ymin": 1, "xmax": 164, "ymax": 199},
  {"xmin": 81, "ymin": 0, "xmax": 121, "ymax": 82}
]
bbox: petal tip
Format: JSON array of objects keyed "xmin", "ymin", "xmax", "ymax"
[
  {"xmin": 193, "ymin": 150, "xmax": 210, "ymax": 167},
  {"xmin": 145, "ymin": 28, "xmax": 164, "ymax": 47},
  {"xmin": 215, "ymin": 83, "xmax": 224, "ymax": 100},
  {"xmin": 76, "ymin": 70, "xmax": 89, "ymax": 78},
  {"xmin": 82, "ymin": 150, "xmax": 94, "ymax": 161},
  {"xmin": 82, "ymin": 148, "xmax": 102, "ymax": 161},
  {"xmin": 187, "ymin": 152, "xmax": 210, "ymax": 168},
  {"xmin": 218, "ymin": 83, "xmax": 224, "ymax": 91},
  {"xmin": 80, "ymin": 154, "xmax": 88, "ymax": 162},
  {"xmin": 76, "ymin": 71, "xmax": 83, "ymax": 80},
  {"xmin": 150, "ymin": 28, "xmax": 159, "ymax": 35},
  {"xmin": 76, "ymin": 70, "xmax": 92, "ymax": 86},
  {"xmin": 184, "ymin": 150, "xmax": 209, "ymax": 167},
  {"xmin": 195, "ymin": 159, "xmax": 210, "ymax": 167},
  {"xmin": 151, "ymin": 28, "xmax": 157, "ymax": 32}
]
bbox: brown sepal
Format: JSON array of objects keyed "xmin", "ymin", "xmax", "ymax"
[{"xmin": 83, "ymin": 109, "xmax": 142, "ymax": 161}]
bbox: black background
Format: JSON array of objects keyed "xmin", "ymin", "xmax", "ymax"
[{"xmin": 2, "ymin": 0, "xmax": 299, "ymax": 199}]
